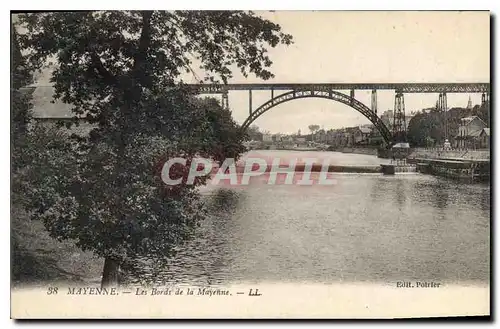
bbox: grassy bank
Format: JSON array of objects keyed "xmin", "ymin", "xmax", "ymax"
[{"xmin": 11, "ymin": 207, "xmax": 103, "ymax": 287}]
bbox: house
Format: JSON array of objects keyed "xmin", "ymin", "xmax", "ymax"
[
  {"xmin": 21, "ymin": 85, "xmax": 95, "ymax": 136},
  {"xmin": 380, "ymin": 110, "xmax": 393, "ymax": 131},
  {"xmin": 262, "ymin": 133, "xmax": 273, "ymax": 142},
  {"xmin": 326, "ymin": 129, "xmax": 344, "ymax": 146},
  {"xmin": 353, "ymin": 127, "xmax": 371, "ymax": 145},
  {"xmin": 325, "ymin": 129, "xmax": 343, "ymax": 148},
  {"xmin": 455, "ymin": 116, "xmax": 488, "ymax": 149},
  {"xmin": 343, "ymin": 130, "xmax": 353, "ymax": 147},
  {"xmin": 479, "ymin": 128, "xmax": 490, "ymax": 149},
  {"xmin": 315, "ymin": 129, "xmax": 327, "ymax": 143},
  {"xmin": 293, "ymin": 136, "xmax": 307, "ymax": 147},
  {"xmin": 368, "ymin": 129, "xmax": 384, "ymax": 146},
  {"xmin": 280, "ymin": 135, "xmax": 294, "ymax": 144}
]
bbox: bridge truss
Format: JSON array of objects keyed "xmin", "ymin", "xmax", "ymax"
[
  {"xmin": 186, "ymin": 83, "xmax": 490, "ymax": 94},
  {"xmin": 241, "ymin": 89, "xmax": 393, "ymax": 145}
]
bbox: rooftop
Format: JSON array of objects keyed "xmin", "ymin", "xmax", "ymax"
[
  {"xmin": 468, "ymin": 129, "xmax": 483, "ymax": 137},
  {"xmin": 20, "ymin": 85, "xmax": 75, "ymax": 119},
  {"xmin": 480, "ymin": 128, "xmax": 490, "ymax": 136},
  {"xmin": 460, "ymin": 116, "xmax": 480, "ymax": 124},
  {"xmin": 460, "ymin": 115, "xmax": 487, "ymax": 127},
  {"xmin": 358, "ymin": 127, "xmax": 372, "ymax": 134}
]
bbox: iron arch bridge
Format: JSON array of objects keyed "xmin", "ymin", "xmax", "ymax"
[
  {"xmin": 240, "ymin": 89, "xmax": 393, "ymax": 145},
  {"xmin": 185, "ymin": 82, "xmax": 490, "ymax": 147}
]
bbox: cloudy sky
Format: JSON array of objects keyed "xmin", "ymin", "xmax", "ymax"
[{"xmin": 209, "ymin": 11, "xmax": 490, "ymax": 134}]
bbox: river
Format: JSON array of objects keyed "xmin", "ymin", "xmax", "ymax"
[{"xmin": 130, "ymin": 150, "xmax": 490, "ymax": 287}]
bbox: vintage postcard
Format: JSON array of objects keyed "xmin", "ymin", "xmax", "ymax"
[{"xmin": 11, "ymin": 10, "xmax": 490, "ymax": 319}]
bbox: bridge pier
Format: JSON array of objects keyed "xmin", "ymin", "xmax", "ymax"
[
  {"xmin": 438, "ymin": 92, "xmax": 447, "ymax": 111},
  {"xmin": 221, "ymin": 91, "xmax": 229, "ymax": 110},
  {"xmin": 371, "ymin": 89, "xmax": 377, "ymax": 114},
  {"xmin": 392, "ymin": 92, "xmax": 407, "ymax": 143},
  {"xmin": 481, "ymin": 92, "xmax": 489, "ymax": 105},
  {"xmin": 438, "ymin": 92, "xmax": 448, "ymax": 139},
  {"xmin": 350, "ymin": 89, "xmax": 355, "ymax": 105},
  {"xmin": 249, "ymin": 89, "xmax": 252, "ymax": 115},
  {"xmin": 482, "ymin": 92, "xmax": 490, "ymax": 128}
]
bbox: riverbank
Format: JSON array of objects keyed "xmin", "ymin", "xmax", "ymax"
[
  {"xmin": 278, "ymin": 147, "xmax": 321, "ymax": 152},
  {"xmin": 259, "ymin": 146, "xmax": 379, "ymax": 155},
  {"xmin": 412, "ymin": 158, "xmax": 490, "ymax": 183},
  {"xmin": 406, "ymin": 148, "xmax": 490, "ymax": 182},
  {"xmin": 337, "ymin": 147, "xmax": 378, "ymax": 156},
  {"xmin": 408, "ymin": 148, "xmax": 490, "ymax": 161},
  {"xmin": 224, "ymin": 163, "xmax": 383, "ymax": 174},
  {"xmin": 11, "ymin": 207, "xmax": 102, "ymax": 287}
]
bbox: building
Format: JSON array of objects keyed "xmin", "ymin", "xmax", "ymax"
[
  {"xmin": 343, "ymin": 129, "xmax": 353, "ymax": 147},
  {"xmin": 466, "ymin": 96, "xmax": 473, "ymax": 110},
  {"xmin": 455, "ymin": 116, "xmax": 488, "ymax": 149},
  {"xmin": 353, "ymin": 126, "xmax": 371, "ymax": 145},
  {"xmin": 262, "ymin": 133, "xmax": 273, "ymax": 142},
  {"xmin": 22, "ymin": 85, "xmax": 94, "ymax": 136},
  {"xmin": 315, "ymin": 129, "xmax": 327, "ymax": 143},
  {"xmin": 404, "ymin": 115, "xmax": 414, "ymax": 130},
  {"xmin": 479, "ymin": 128, "xmax": 490, "ymax": 149},
  {"xmin": 368, "ymin": 129, "xmax": 385, "ymax": 146},
  {"xmin": 380, "ymin": 110, "xmax": 393, "ymax": 131},
  {"xmin": 280, "ymin": 135, "xmax": 294, "ymax": 144},
  {"xmin": 293, "ymin": 136, "xmax": 307, "ymax": 147},
  {"xmin": 326, "ymin": 129, "xmax": 344, "ymax": 148}
]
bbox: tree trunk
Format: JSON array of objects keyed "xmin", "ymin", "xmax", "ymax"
[{"xmin": 101, "ymin": 257, "xmax": 120, "ymax": 288}]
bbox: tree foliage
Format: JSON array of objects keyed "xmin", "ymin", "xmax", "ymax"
[
  {"xmin": 247, "ymin": 124, "xmax": 263, "ymax": 141},
  {"xmin": 308, "ymin": 124, "xmax": 320, "ymax": 134},
  {"xmin": 407, "ymin": 102, "xmax": 489, "ymax": 147},
  {"xmin": 16, "ymin": 11, "xmax": 292, "ymax": 285},
  {"xmin": 11, "ymin": 24, "xmax": 34, "ymax": 171}
]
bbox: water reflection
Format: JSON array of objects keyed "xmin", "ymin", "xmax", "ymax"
[
  {"xmin": 206, "ymin": 188, "xmax": 242, "ymax": 213},
  {"xmin": 394, "ymin": 178, "xmax": 406, "ymax": 211}
]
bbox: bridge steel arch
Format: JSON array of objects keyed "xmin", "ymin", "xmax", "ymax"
[{"xmin": 241, "ymin": 89, "xmax": 394, "ymax": 146}]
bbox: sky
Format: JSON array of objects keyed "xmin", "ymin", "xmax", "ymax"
[
  {"xmin": 23, "ymin": 11, "xmax": 490, "ymax": 134},
  {"xmin": 197, "ymin": 11, "xmax": 490, "ymax": 134}
]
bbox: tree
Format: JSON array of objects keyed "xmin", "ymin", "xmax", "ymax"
[
  {"xmin": 424, "ymin": 136, "xmax": 435, "ymax": 148},
  {"xmin": 407, "ymin": 109, "xmax": 441, "ymax": 147},
  {"xmin": 11, "ymin": 24, "xmax": 34, "ymax": 171},
  {"xmin": 16, "ymin": 11, "xmax": 292, "ymax": 287},
  {"xmin": 407, "ymin": 106, "xmax": 474, "ymax": 147},
  {"xmin": 308, "ymin": 124, "xmax": 320, "ymax": 134},
  {"xmin": 308, "ymin": 124, "xmax": 320, "ymax": 142},
  {"xmin": 247, "ymin": 125, "xmax": 263, "ymax": 141},
  {"xmin": 471, "ymin": 102, "xmax": 490, "ymax": 126}
]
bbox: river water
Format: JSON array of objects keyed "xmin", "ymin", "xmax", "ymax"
[{"xmin": 132, "ymin": 150, "xmax": 490, "ymax": 287}]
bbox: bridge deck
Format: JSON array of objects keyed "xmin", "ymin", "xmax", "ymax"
[{"xmin": 186, "ymin": 83, "xmax": 490, "ymax": 93}]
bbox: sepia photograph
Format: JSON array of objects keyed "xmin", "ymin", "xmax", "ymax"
[{"xmin": 10, "ymin": 9, "xmax": 491, "ymax": 319}]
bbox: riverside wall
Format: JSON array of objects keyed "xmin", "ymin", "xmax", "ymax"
[
  {"xmin": 408, "ymin": 148, "xmax": 490, "ymax": 161},
  {"xmin": 408, "ymin": 148, "xmax": 490, "ymax": 183},
  {"xmin": 336, "ymin": 147, "xmax": 378, "ymax": 156}
]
